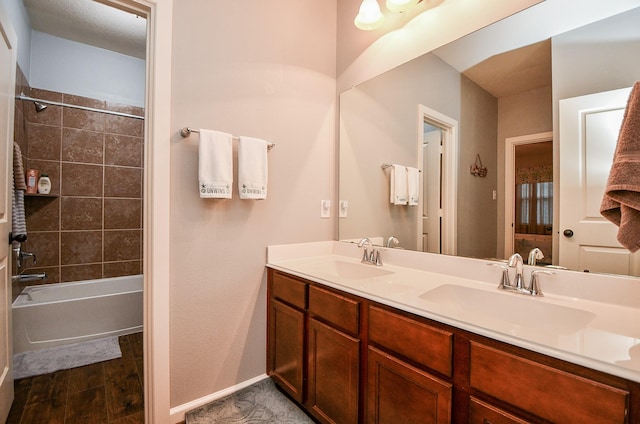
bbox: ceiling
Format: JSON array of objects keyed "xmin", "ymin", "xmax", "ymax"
[
  {"xmin": 462, "ymin": 39, "xmax": 551, "ymax": 99},
  {"xmin": 22, "ymin": 0, "xmax": 147, "ymax": 59}
]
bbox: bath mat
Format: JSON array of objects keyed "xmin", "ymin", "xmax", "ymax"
[
  {"xmin": 185, "ymin": 377, "xmax": 314, "ymax": 424},
  {"xmin": 13, "ymin": 336, "xmax": 122, "ymax": 379}
]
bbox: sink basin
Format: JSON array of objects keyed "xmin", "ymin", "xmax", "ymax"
[
  {"xmin": 419, "ymin": 284, "xmax": 596, "ymax": 335},
  {"xmin": 300, "ymin": 260, "xmax": 393, "ymax": 280}
]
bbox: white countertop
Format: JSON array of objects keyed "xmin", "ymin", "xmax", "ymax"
[{"xmin": 267, "ymin": 241, "xmax": 640, "ymax": 383}]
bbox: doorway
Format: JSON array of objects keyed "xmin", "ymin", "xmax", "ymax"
[
  {"xmin": 417, "ymin": 105, "xmax": 458, "ymax": 255},
  {"xmin": 5, "ymin": 2, "xmax": 158, "ymax": 420},
  {"xmin": 504, "ymin": 132, "xmax": 553, "ymax": 262}
]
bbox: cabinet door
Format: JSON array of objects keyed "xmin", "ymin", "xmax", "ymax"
[
  {"xmin": 469, "ymin": 397, "xmax": 531, "ymax": 424},
  {"xmin": 307, "ymin": 318, "xmax": 359, "ymax": 424},
  {"xmin": 268, "ymin": 299, "xmax": 305, "ymax": 403},
  {"xmin": 367, "ymin": 346, "xmax": 452, "ymax": 424}
]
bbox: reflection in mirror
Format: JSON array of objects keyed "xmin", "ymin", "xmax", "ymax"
[{"xmin": 338, "ymin": 3, "xmax": 640, "ymax": 276}]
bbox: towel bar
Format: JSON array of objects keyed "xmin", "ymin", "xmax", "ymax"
[
  {"xmin": 381, "ymin": 163, "xmax": 421, "ymax": 172},
  {"xmin": 180, "ymin": 127, "xmax": 275, "ymax": 151}
]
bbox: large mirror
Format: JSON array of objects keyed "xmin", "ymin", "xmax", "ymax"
[{"xmin": 339, "ymin": 2, "xmax": 640, "ymax": 276}]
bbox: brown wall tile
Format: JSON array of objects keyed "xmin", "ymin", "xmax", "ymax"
[
  {"xmin": 61, "ymin": 231, "xmax": 103, "ymax": 265},
  {"xmin": 105, "ymin": 102, "xmax": 144, "ymax": 117},
  {"xmin": 104, "ymin": 199, "xmax": 141, "ymax": 230},
  {"xmin": 61, "ymin": 198, "xmax": 103, "ymax": 230},
  {"xmin": 62, "ymin": 128, "xmax": 104, "ymax": 164},
  {"xmin": 104, "ymin": 167, "xmax": 142, "ymax": 198},
  {"xmin": 105, "ymin": 115, "xmax": 143, "ymax": 137},
  {"xmin": 26, "ymin": 123, "xmax": 61, "ymax": 160},
  {"xmin": 104, "ymin": 261, "xmax": 141, "ymax": 278},
  {"xmin": 19, "ymin": 86, "xmax": 145, "ymax": 284},
  {"xmin": 25, "ymin": 197, "xmax": 60, "ymax": 231},
  {"xmin": 62, "ymin": 163, "xmax": 103, "ymax": 196},
  {"xmin": 104, "ymin": 230, "xmax": 141, "ymax": 262},
  {"xmin": 63, "ymin": 108, "xmax": 105, "ymax": 132},
  {"xmin": 23, "ymin": 231, "xmax": 59, "ymax": 267},
  {"xmin": 61, "ymin": 264, "xmax": 103, "ymax": 283},
  {"xmin": 105, "ymin": 134, "xmax": 142, "ymax": 167},
  {"xmin": 63, "ymin": 94, "xmax": 106, "ymax": 110}
]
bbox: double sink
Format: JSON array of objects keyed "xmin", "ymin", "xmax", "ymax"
[{"xmin": 267, "ymin": 246, "xmax": 640, "ymax": 383}]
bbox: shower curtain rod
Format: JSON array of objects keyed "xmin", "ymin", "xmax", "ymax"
[{"xmin": 15, "ymin": 94, "xmax": 144, "ymax": 120}]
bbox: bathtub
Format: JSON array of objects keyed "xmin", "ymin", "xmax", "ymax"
[{"xmin": 12, "ymin": 275, "xmax": 143, "ymax": 354}]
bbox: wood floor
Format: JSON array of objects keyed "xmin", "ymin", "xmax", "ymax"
[{"xmin": 6, "ymin": 333, "xmax": 144, "ymax": 424}]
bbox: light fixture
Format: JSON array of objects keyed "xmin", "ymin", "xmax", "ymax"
[
  {"xmin": 354, "ymin": 0, "xmax": 385, "ymax": 31},
  {"xmin": 386, "ymin": 0, "xmax": 418, "ymax": 13},
  {"xmin": 355, "ymin": 0, "xmax": 423, "ymax": 30}
]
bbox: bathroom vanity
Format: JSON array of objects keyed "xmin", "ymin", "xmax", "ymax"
[{"xmin": 266, "ymin": 242, "xmax": 640, "ymax": 423}]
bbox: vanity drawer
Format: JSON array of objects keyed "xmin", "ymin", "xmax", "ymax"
[
  {"xmin": 470, "ymin": 342, "xmax": 629, "ymax": 424},
  {"xmin": 308, "ymin": 285, "xmax": 360, "ymax": 336},
  {"xmin": 271, "ymin": 271, "xmax": 307, "ymax": 310},
  {"xmin": 368, "ymin": 305, "xmax": 453, "ymax": 377}
]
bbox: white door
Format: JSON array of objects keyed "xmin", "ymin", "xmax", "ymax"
[
  {"xmin": 0, "ymin": 4, "xmax": 16, "ymax": 420},
  {"xmin": 422, "ymin": 128, "xmax": 442, "ymax": 253},
  {"xmin": 559, "ymin": 87, "xmax": 640, "ymax": 276}
]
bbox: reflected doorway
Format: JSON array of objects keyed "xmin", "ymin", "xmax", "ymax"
[
  {"xmin": 504, "ymin": 132, "xmax": 553, "ymax": 263},
  {"xmin": 417, "ymin": 105, "xmax": 458, "ymax": 255}
]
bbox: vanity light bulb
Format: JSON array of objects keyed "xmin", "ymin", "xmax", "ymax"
[
  {"xmin": 386, "ymin": 0, "xmax": 418, "ymax": 13},
  {"xmin": 354, "ymin": 0, "xmax": 385, "ymax": 30}
]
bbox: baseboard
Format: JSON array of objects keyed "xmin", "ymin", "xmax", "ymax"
[{"xmin": 169, "ymin": 374, "xmax": 269, "ymax": 424}]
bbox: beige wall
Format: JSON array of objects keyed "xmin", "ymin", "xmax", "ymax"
[
  {"xmin": 496, "ymin": 85, "xmax": 553, "ymax": 259},
  {"xmin": 169, "ymin": 0, "xmax": 336, "ymax": 406},
  {"xmin": 458, "ymin": 76, "xmax": 498, "ymax": 259}
]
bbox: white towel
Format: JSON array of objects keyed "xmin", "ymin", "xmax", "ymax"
[
  {"xmin": 238, "ymin": 136, "xmax": 268, "ymax": 200},
  {"xmin": 390, "ymin": 164, "xmax": 408, "ymax": 205},
  {"xmin": 199, "ymin": 129, "xmax": 233, "ymax": 199},
  {"xmin": 407, "ymin": 166, "xmax": 420, "ymax": 206}
]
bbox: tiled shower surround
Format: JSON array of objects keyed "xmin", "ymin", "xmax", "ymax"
[{"xmin": 14, "ymin": 67, "xmax": 144, "ymax": 285}]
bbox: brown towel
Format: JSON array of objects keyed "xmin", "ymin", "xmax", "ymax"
[{"xmin": 600, "ymin": 81, "xmax": 640, "ymax": 252}]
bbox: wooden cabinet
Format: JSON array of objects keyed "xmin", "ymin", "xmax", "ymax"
[
  {"xmin": 267, "ymin": 270, "xmax": 308, "ymax": 403},
  {"xmin": 267, "ymin": 269, "xmax": 640, "ymax": 424},
  {"xmin": 307, "ymin": 318, "xmax": 359, "ymax": 424},
  {"xmin": 469, "ymin": 397, "xmax": 532, "ymax": 424},
  {"xmin": 267, "ymin": 270, "xmax": 361, "ymax": 423},
  {"xmin": 367, "ymin": 346, "xmax": 452, "ymax": 424},
  {"xmin": 470, "ymin": 342, "xmax": 629, "ymax": 424}
]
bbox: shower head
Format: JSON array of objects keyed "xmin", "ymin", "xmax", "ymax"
[{"xmin": 34, "ymin": 101, "xmax": 47, "ymax": 113}]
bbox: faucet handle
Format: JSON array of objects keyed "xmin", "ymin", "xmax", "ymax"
[
  {"xmin": 373, "ymin": 248, "xmax": 383, "ymax": 266},
  {"xmin": 487, "ymin": 263, "xmax": 511, "ymax": 289},
  {"xmin": 528, "ymin": 270, "xmax": 555, "ymax": 297}
]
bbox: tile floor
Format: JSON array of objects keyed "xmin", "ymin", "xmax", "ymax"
[{"xmin": 7, "ymin": 333, "xmax": 144, "ymax": 424}]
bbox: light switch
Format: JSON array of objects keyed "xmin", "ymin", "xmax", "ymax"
[{"xmin": 320, "ymin": 200, "xmax": 331, "ymax": 218}]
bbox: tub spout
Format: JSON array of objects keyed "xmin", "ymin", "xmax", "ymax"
[{"xmin": 12, "ymin": 273, "xmax": 46, "ymax": 283}]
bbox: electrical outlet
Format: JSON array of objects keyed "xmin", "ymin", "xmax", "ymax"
[
  {"xmin": 320, "ymin": 200, "xmax": 331, "ymax": 218},
  {"xmin": 339, "ymin": 200, "xmax": 348, "ymax": 217}
]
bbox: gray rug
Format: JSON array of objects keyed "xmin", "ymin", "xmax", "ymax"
[
  {"xmin": 13, "ymin": 336, "xmax": 122, "ymax": 379},
  {"xmin": 186, "ymin": 378, "xmax": 314, "ymax": 424}
]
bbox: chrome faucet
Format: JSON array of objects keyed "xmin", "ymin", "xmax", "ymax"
[
  {"xmin": 528, "ymin": 269, "xmax": 554, "ymax": 296},
  {"xmin": 507, "ymin": 253, "xmax": 525, "ymax": 290},
  {"xmin": 386, "ymin": 236, "xmax": 400, "ymax": 248},
  {"xmin": 488, "ymin": 253, "xmax": 555, "ymax": 296},
  {"xmin": 357, "ymin": 237, "xmax": 383, "ymax": 266},
  {"xmin": 14, "ymin": 245, "xmax": 37, "ymax": 269},
  {"xmin": 12, "ymin": 273, "xmax": 46, "ymax": 284},
  {"xmin": 528, "ymin": 248, "xmax": 544, "ymax": 266}
]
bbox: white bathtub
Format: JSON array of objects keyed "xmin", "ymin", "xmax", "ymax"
[{"xmin": 12, "ymin": 275, "xmax": 143, "ymax": 354}]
